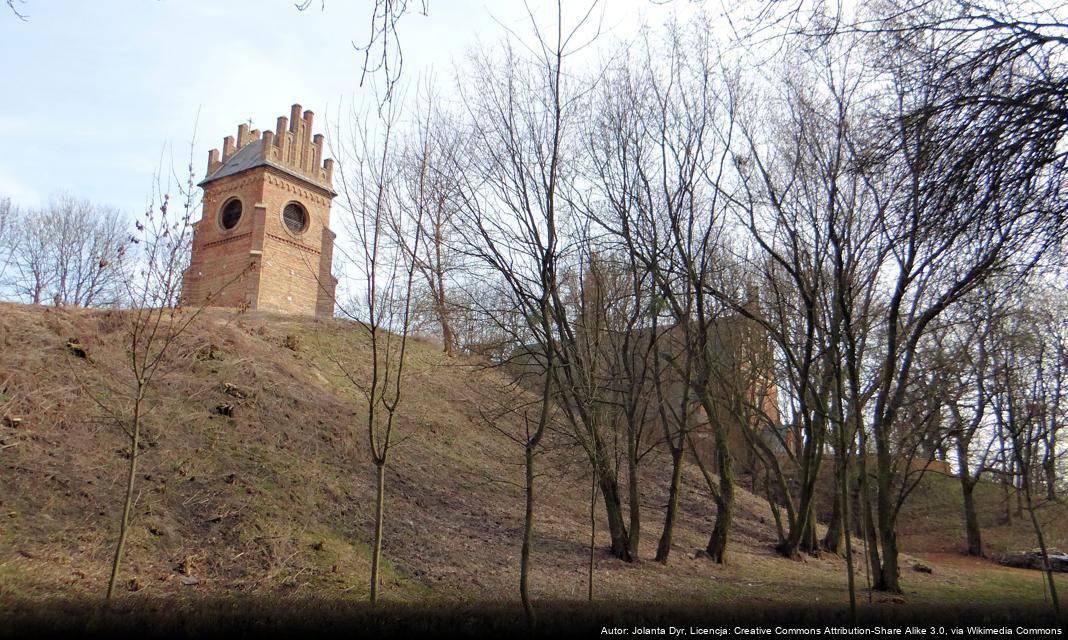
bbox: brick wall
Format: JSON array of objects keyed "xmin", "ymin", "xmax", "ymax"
[
  {"xmin": 252, "ymin": 169, "xmax": 334, "ymax": 315},
  {"xmin": 180, "ymin": 104, "xmax": 337, "ymax": 317},
  {"xmin": 181, "ymin": 172, "xmax": 264, "ymax": 309}
]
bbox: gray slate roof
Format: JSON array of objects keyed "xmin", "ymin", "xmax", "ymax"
[
  {"xmin": 203, "ymin": 140, "xmax": 266, "ymax": 183},
  {"xmin": 199, "ymin": 139, "xmax": 335, "ymax": 195}
]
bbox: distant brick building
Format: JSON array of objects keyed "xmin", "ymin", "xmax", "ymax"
[{"xmin": 180, "ymin": 104, "xmax": 337, "ymax": 317}]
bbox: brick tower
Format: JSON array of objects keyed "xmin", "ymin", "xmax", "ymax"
[{"xmin": 181, "ymin": 104, "xmax": 337, "ymax": 317}]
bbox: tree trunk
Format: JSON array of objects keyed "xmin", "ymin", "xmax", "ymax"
[
  {"xmin": 857, "ymin": 452, "xmax": 883, "ymax": 592},
  {"xmin": 106, "ymin": 390, "xmax": 143, "ymax": 599},
  {"xmin": 1024, "ymin": 483, "xmax": 1061, "ymax": 614},
  {"xmin": 839, "ymin": 440, "xmax": 857, "ymax": 621},
  {"xmin": 875, "ymin": 424, "xmax": 901, "ymax": 592},
  {"xmin": 960, "ymin": 477, "xmax": 983, "ymax": 557},
  {"xmin": 1015, "ymin": 476, "xmax": 1024, "ymax": 518},
  {"xmin": 705, "ymin": 433, "xmax": 734, "ymax": 564},
  {"xmin": 705, "ymin": 497, "xmax": 731, "ymax": 563},
  {"xmin": 440, "ymin": 314, "xmax": 456, "ymax": 356},
  {"xmin": 765, "ymin": 480, "xmax": 786, "ymax": 546},
  {"xmin": 801, "ymin": 501, "xmax": 819, "ymax": 554},
  {"xmin": 1002, "ymin": 471, "xmax": 1013, "ymax": 524},
  {"xmin": 779, "ymin": 475, "xmax": 818, "ymax": 558},
  {"xmin": 655, "ymin": 443, "xmax": 685, "ymax": 562},
  {"xmin": 956, "ymin": 439, "xmax": 983, "ymax": 556},
  {"xmin": 521, "ymin": 443, "xmax": 536, "ymax": 627},
  {"xmin": 369, "ymin": 460, "xmax": 386, "ymax": 605},
  {"xmin": 876, "ymin": 475, "xmax": 901, "ymax": 592},
  {"xmin": 436, "ymin": 287, "xmax": 455, "ymax": 357},
  {"xmin": 626, "ymin": 438, "xmax": 641, "ymax": 561},
  {"xmin": 599, "ymin": 470, "xmax": 632, "ymax": 561},
  {"xmin": 823, "ymin": 432, "xmax": 853, "ymax": 555},
  {"xmin": 1046, "ymin": 426, "xmax": 1058, "ymax": 502},
  {"xmin": 822, "ymin": 481, "xmax": 844, "ymax": 555},
  {"xmin": 432, "ymin": 220, "xmax": 455, "ymax": 356},
  {"xmin": 1015, "ymin": 438, "xmax": 1061, "ymax": 615},
  {"xmin": 588, "ymin": 467, "xmax": 597, "ymax": 601}
]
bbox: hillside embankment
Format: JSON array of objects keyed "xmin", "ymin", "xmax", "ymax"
[{"xmin": 1, "ymin": 304, "xmax": 1064, "ymax": 630}]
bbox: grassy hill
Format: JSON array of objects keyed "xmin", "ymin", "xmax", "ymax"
[{"xmin": 1, "ymin": 304, "xmax": 1065, "ymax": 624}]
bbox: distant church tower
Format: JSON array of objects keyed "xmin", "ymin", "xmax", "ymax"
[{"xmin": 180, "ymin": 104, "xmax": 337, "ymax": 317}]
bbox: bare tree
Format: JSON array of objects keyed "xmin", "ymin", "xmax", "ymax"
[
  {"xmin": 391, "ymin": 86, "xmax": 464, "ymax": 355},
  {"xmin": 855, "ymin": 31, "xmax": 1065, "ymax": 591},
  {"xmin": 1034, "ymin": 289, "xmax": 1068, "ymax": 502},
  {"xmin": 569, "ymin": 247, "xmax": 658, "ymax": 561},
  {"xmin": 5, "ymin": 206, "xmax": 51, "ymax": 305},
  {"xmin": 47, "ymin": 196, "xmax": 125, "ymax": 307},
  {"xmin": 451, "ymin": 0, "xmax": 607, "ymax": 620},
  {"xmin": 988, "ymin": 301, "xmax": 1063, "ymax": 613},
  {"xmin": 5, "ymin": 0, "xmax": 26, "ymax": 20},
  {"xmin": 330, "ymin": 95, "xmax": 426, "ymax": 605},
  {"xmin": 2, "ymin": 196, "xmax": 126, "ymax": 307},
  {"xmin": 0, "ymin": 197, "xmax": 14, "ymax": 285},
  {"xmin": 649, "ymin": 314, "xmax": 696, "ymax": 563},
  {"xmin": 295, "ymin": 0, "xmax": 428, "ymax": 104},
  {"xmin": 585, "ymin": 21, "xmax": 745, "ymax": 563},
  {"xmin": 723, "ymin": 0, "xmax": 1068, "ymax": 590},
  {"xmin": 725, "ymin": 47, "xmax": 865, "ymax": 560},
  {"xmin": 89, "ymin": 148, "xmax": 248, "ymax": 599},
  {"xmin": 934, "ymin": 289, "xmax": 1002, "ymax": 556}
]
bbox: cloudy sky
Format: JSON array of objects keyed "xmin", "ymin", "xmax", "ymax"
[{"xmin": 0, "ymin": 0, "xmax": 702, "ymax": 218}]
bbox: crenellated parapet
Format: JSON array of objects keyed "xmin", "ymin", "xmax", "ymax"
[
  {"xmin": 184, "ymin": 100, "xmax": 337, "ymax": 318},
  {"xmin": 203, "ymin": 103, "xmax": 334, "ymax": 192}
]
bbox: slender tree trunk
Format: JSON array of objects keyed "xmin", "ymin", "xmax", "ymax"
[
  {"xmin": 106, "ymin": 388, "xmax": 143, "ymax": 599},
  {"xmin": 1024, "ymin": 486, "xmax": 1061, "ymax": 614},
  {"xmin": 779, "ymin": 475, "xmax": 818, "ymax": 558},
  {"xmin": 823, "ymin": 426, "xmax": 851, "ymax": 555},
  {"xmin": 370, "ymin": 460, "xmax": 386, "ymax": 605},
  {"xmin": 655, "ymin": 443, "xmax": 685, "ymax": 562},
  {"xmin": 582, "ymin": 419, "xmax": 632, "ymax": 562},
  {"xmin": 956, "ymin": 440, "xmax": 983, "ymax": 556},
  {"xmin": 598, "ymin": 468, "xmax": 632, "ymax": 561},
  {"xmin": 876, "ymin": 465, "xmax": 901, "ymax": 592},
  {"xmin": 436, "ymin": 291, "xmax": 455, "ymax": 356},
  {"xmin": 439, "ymin": 313, "xmax": 455, "ymax": 356},
  {"xmin": 802, "ymin": 501, "xmax": 819, "ymax": 554},
  {"xmin": 1016, "ymin": 475, "xmax": 1024, "ymax": 518},
  {"xmin": 766, "ymin": 479, "xmax": 787, "ymax": 546},
  {"xmin": 858, "ymin": 452, "xmax": 883, "ymax": 591},
  {"xmin": 1044, "ymin": 455, "xmax": 1058, "ymax": 503},
  {"xmin": 519, "ymin": 358, "xmax": 552, "ymax": 629},
  {"xmin": 823, "ymin": 474, "xmax": 844, "ymax": 555},
  {"xmin": 1045, "ymin": 421, "xmax": 1058, "ymax": 502},
  {"xmin": 626, "ymin": 438, "xmax": 641, "ymax": 561},
  {"xmin": 840, "ymin": 443, "xmax": 857, "ymax": 621},
  {"xmin": 705, "ymin": 431, "xmax": 734, "ymax": 564},
  {"xmin": 1002, "ymin": 472, "xmax": 1013, "ymax": 524},
  {"xmin": 431, "ymin": 217, "xmax": 455, "ymax": 356},
  {"xmin": 521, "ymin": 443, "xmax": 536, "ymax": 627},
  {"xmin": 960, "ymin": 478, "xmax": 983, "ymax": 557},
  {"xmin": 1016, "ymin": 443, "xmax": 1061, "ymax": 614},
  {"xmin": 588, "ymin": 467, "xmax": 597, "ymax": 601}
]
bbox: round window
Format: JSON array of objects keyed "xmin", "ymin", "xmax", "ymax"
[
  {"xmin": 283, "ymin": 202, "xmax": 308, "ymax": 233},
  {"xmin": 220, "ymin": 198, "xmax": 242, "ymax": 230}
]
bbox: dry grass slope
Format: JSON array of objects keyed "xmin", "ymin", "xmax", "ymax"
[{"xmin": 0, "ymin": 303, "xmax": 1065, "ymax": 614}]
